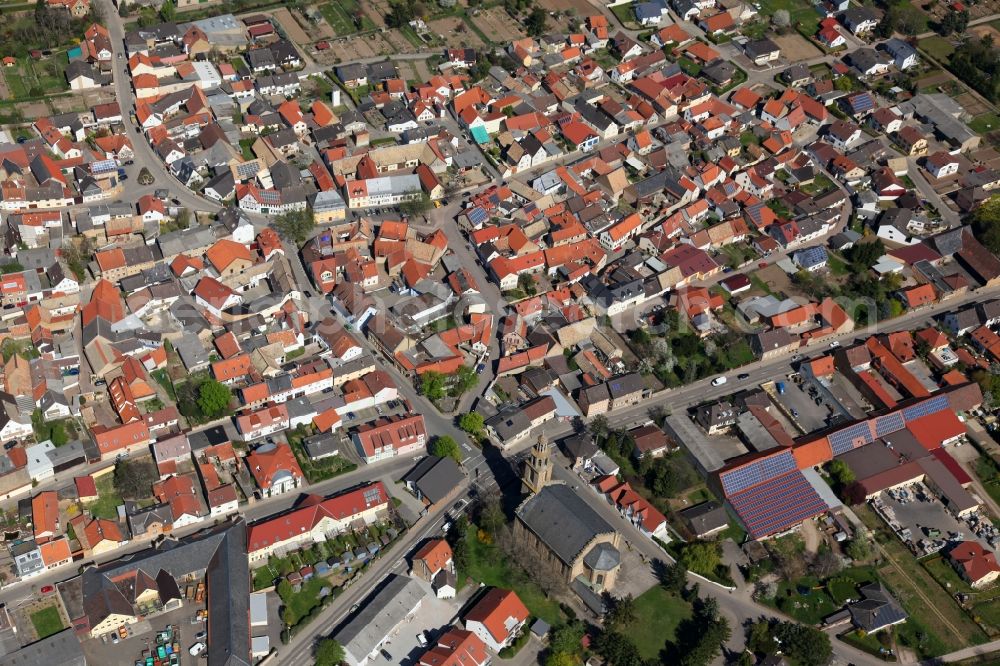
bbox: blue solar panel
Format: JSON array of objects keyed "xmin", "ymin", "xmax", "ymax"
[
  {"xmin": 721, "ymin": 450, "xmax": 795, "ymax": 495},
  {"xmin": 875, "ymin": 412, "xmax": 905, "ymax": 438},
  {"xmin": 829, "ymin": 421, "xmax": 871, "ymax": 455},
  {"xmin": 467, "ymin": 207, "xmax": 488, "ymax": 225},
  {"xmin": 902, "ymin": 394, "xmax": 948, "ymax": 422},
  {"xmin": 729, "ymin": 470, "xmax": 827, "ymax": 538}
]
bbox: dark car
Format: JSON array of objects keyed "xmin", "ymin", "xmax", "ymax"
[
  {"xmin": 737, "ymin": 373, "xmax": 750, "ymax": 380},
  {"xmin": 380, "ymin": 649, "xmax": 393, "ymax": 661}
]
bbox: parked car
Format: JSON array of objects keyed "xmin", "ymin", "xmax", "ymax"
[
  {"xmin": 189, "ymin": 643, "xmax": 206, "ymax": 656},
  {"xmin": 40, "ymin": 585, "xmax": 54, "ymax": 594},
  {"xmin": 380, "ymin": 649, "xmax": 393, "ymax": 661}
]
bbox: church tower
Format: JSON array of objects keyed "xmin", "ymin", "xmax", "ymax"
[{"xmin": 522, "ymin": 434, "xmax": 553, "ymax": 495}]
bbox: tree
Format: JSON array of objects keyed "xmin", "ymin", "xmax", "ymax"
[
  {"xmin": 113, "ymin": 458, "xmax": 159, "ymax": 500},
  {"xmin": 272, "ymin": 208, "xmax": 316, "ymax": 245},
  {"xmin": 588, "ymin": 414, "xmax": 609, "ymax": 441},
  {"xmin": 197, "ymin": 379, "xmax": 232, "ymax": 418},
  {"xmin": 526, "ymin": 7, "xmax": 547, "ymax": 36},
  {"xmin": 660, "ymin": 561, "xmax": 688, "ymax": 594},
  {"xmin": 478, "ymin": 493, "xmax": 506, "ymax": 535},
  {"xmin": 546, "ymin": 652, "xmax": 579, "ymax": 666},
  {"xmin": 458, "ymin": 412, "xmax": 484, "ymax": 437},
  {"xmin": 594, "ymin": 631, "xmax": 643, "ymax": 666},
  {"xmin": 679, "ymin": 541, "xmax": 721, "ymax": 577},
  {"xmin": 670, "ymin": 597, "xmax": 731, "ymax": 666},
  {"xmin": 549, "ymin": 622, "xmax": 585, "ymax": 657},
  {"xmin": 118, "ymin": 2, "xmax": 130, "ymax": 17},
  {"xmin": 845, "ymin": 535, "xmax": 873, "ymax": 561},
  {"xmin": 174, "ymin": 208, "xmax": 191, "ymax": 229},
  {"xmin": 604, "ymin": 593, "xmax": 636, "ymax": 629},
  {"xmin": 771, "ymin": 8, "xmax": 790, "ymax": 29},
  {"xmin": 827, "ymin": 459, "xmax": 855, "ymax": 487},
  {"xmin": 430, "ymin": 435, "xmax": 462, "ymax": 463},
  {"xmin": 972, "ymin": 195, "xmax": 1000, "ymax": 254},
  {"xmin": 315, "ymin": 638, "xmax": 346, "ymax": 666},
  {"xmin": 418, "ymin": 371, "xmax": 447, "ymax": 401},
  {"xmin": 773, "ymin": 622, "xmax": 832, "ymax": 666},
  {"xmin": 845, "ymin": 239, "xmax": 885, "ymax": 270},
  {"xmin": 399, "ymin": 194, "xmax": 432, "ymax": 218},
  {"xmin": 517, "ymin": 272, "xmax": 537, "ymax": 296},
  {"xmin": 453, "ymin": 365, "xmax": 478, "ymax": 395},
  {"xmin": 809, "ymin": 549, "xmax": 843, "ymax": 578},
  {"xmin": 159, "ymin": 0, "xmax": 175, "ymax": 21}
]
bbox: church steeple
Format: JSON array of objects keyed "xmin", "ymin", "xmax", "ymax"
[{"xmin": 522, "ymin": 434, "xmax": 552, "ymax": 495}]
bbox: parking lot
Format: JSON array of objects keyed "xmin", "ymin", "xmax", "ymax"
[
  {"xmin": 770, "ymin": 376, "xmax": 838, "ymax": 435},
  {"xmin": 82, "ymin": 599, "xmax": 206, "ymax": 665},
  {"xmin": 378, "ymin": 582, "xmax": 461, "ymax": 666}
]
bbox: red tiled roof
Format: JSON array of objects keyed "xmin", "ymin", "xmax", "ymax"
[
  {"xmin": 247, "ymin": 482, "xmax": 388, "ymax": 552},
  {"xmin": 464, "ymin": 589, "xmax": 529, "ymax": 644}
]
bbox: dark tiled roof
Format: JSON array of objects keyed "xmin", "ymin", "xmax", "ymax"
[{"xmin": 515, "ymin": 484, "xmax": 616, "ymax": 565}]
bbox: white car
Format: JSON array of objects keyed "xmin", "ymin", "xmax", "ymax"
[
  {"xmin": 711, "ymin": 376, "xmax": 728, "ymax": 386},
  {"xmin": 829, "ymin": 340, "xmax": 841, "ymax": 348},
  {"xmin": 189, "ymin": 642, "xmax": 206, "ymax": 656}
]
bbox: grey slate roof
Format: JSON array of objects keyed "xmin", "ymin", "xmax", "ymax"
[
  {"xmin": 516, "ymin": 484, "xmax": 616, "ymax": 565},
  {"xmin": 0, "ymin": 629, "xmax": 85, "ymax": 666},
  {"xmin": 849, "ymin": 582, "xmax": 907, "ymax": 632},
  {"xmin": 401, "ymin": 455, "xmax": 463, "ymax": 504},
  {"xmin": 334, "ymin": 575, "xmax": 427, "ymax": 665}
]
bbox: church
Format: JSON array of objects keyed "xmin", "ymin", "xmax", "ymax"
[{"xmin": 514, "ymin": 436, "xmax": 623, "ymax": 594}]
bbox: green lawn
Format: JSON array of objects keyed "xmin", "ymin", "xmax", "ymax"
[
  {"xmin": 918, "ymin": 36, "xmax": 955, "ymax": 63},
  {"xmin": 85, "ymin": 475, "xmax": 123, "ymax": 520},
  {"xmin": 30, "ymin": 606, "xmax": 64, "ymax": 639},
  {"xmin": 922, "ymin": 556, "xmax": 974, "ymax": 594},
  {"xmin": 319, "ymin": 0, "xmax": 375, "ymax": 35},
  {"xmin": 609, "ymin": 2, "xmax": 640, "ymax": 28},
  {"xmin": 151, "ymin": 369, "xmax": 176, "ymax": 400},
  {"xmin": 827, "ymin": 252, "xmax": 849, "ymax": 276},
  {"xmin": 756, "ymin": 0, "xmax": 819, "ymax": 34},
  {"xmin": 626, "ymin": 586, "xmax": 691, "ymax": 660},
  {"xmin": 801, "ymin": 173, "xmax": 835, "ymax": 196},
  {"xmin": 278, "ymin": 577, "xmax": 327, "ymax": 626},
  {"xmin": 463, "ymin": 527, "xmax": 565, "ymax": 627},
  {"xmin": 968, "ymin": 113, "xmax": 1000, "ymax": 135}
]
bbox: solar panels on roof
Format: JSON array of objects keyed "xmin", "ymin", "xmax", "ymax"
[
  {"xmin": 874, "ymin": 411, "xmax": 905, "ymax": 438},
  {"xmin": 720, "ymin": 449, "xmax": 796, "ymax": 495},
  {"xmin": 236, "ymin": 162, "xmax": 259, "ymax": 179},
  {"xmin": 91, "ymin": 159, "xmax": 117, "ymax": 175},
  {"xmin": 467, "ymin": 207, "xmax": 488, "ymax": 225},
  {"xmin": 902, "ymin": 394, "xmax": 948, "ymax": 421},
  {"xmin": 829, "ymin": 421, "xmax": 871, "ymax": 455},
  {"xmin": 728, "ymin": 470, "xmax": 828, "ymax": 538}
]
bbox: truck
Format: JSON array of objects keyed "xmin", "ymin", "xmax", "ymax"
[{"xmin": 776, "ymin": 381, "xmax": 786, "ymax": 394}]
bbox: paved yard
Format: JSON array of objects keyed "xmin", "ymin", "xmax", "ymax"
[{"xmin": 81, "ymin": 600, "xmax": 204, "ymax": 666}]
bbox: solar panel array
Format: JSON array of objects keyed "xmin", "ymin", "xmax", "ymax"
[
  {"xmin": 728, "ymin": 470, "xmax": 828, "ymax": 538},
  {"xmin": 236, "ymin": 162, "xmax": 259, "ymax": 180},
  {"xmin": 902, "ymin": 394, "xmax": 948, "ymax": 422},
  {"xmin": 875, "ymin": 411, "xmax": 905, "ymax": 438},
  {"xmin": 828, "ymin": 421, "xmax": 872, "ymax": 455},
  {"xmin": 467, "ymin": 207, "xmax": 488, "ymax": 226},
  {"xmin": 90, "ymin": 159, "xmax": 117, "ymax": 175},
  {"xmin": 721, "ymin": 449, "xmax": 796, "ymax": 496}
]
